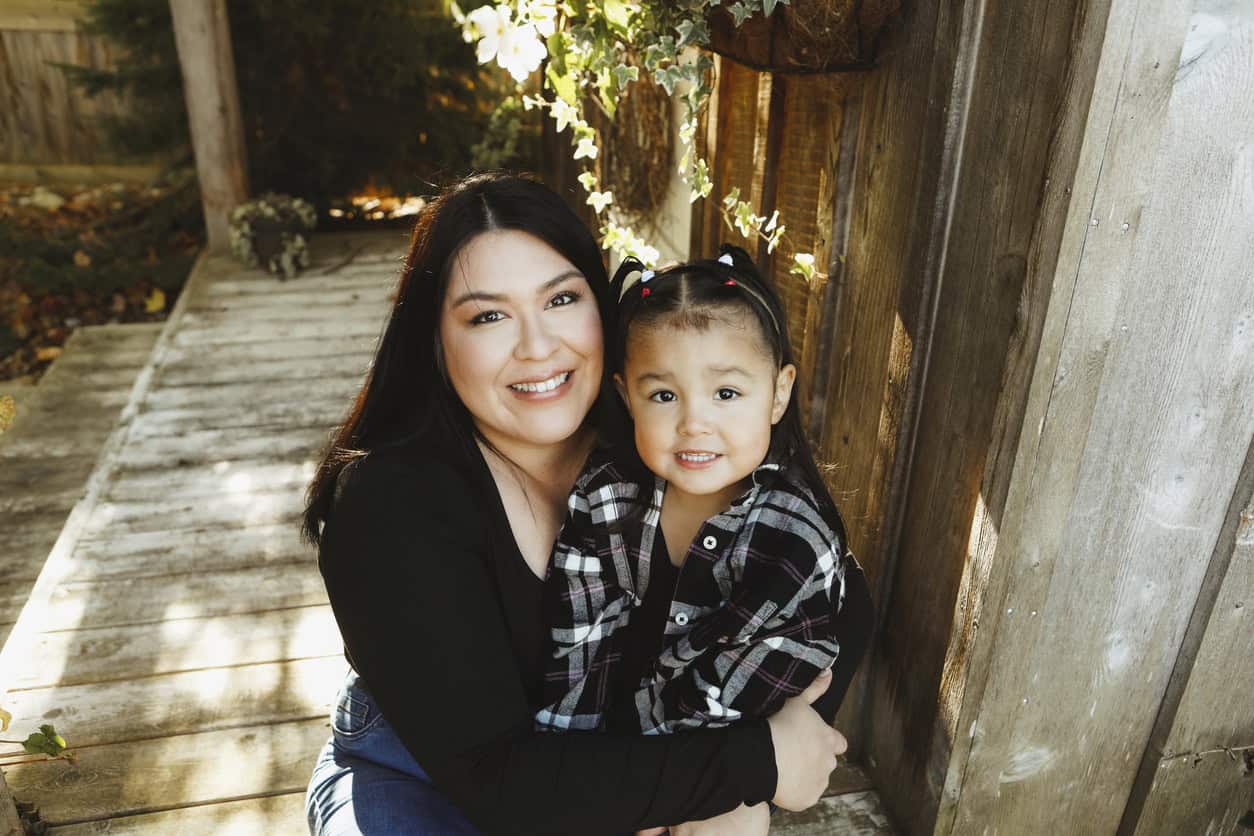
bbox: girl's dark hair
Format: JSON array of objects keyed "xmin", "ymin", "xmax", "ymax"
[
  {"xmin": 610, "ymin": 243, "xmax": 843, "ymax": 533},
  {"xmin": 302, "ymin": 171, "xmax": 620, "ymax": 546}
]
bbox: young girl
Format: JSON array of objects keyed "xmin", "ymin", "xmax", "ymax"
[{"xmin": 536, "ymin": 244, "xmax": 861, "ymax": 766}]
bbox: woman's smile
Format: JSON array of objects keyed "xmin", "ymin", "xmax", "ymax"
[{"xmin": 508, "ymin": 369, "xmax": 574, "ymax": 399}]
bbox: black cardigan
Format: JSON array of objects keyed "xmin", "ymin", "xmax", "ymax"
[{"xmin": 316, "ymin": 433, "xmax": 778, "ymax": 835}]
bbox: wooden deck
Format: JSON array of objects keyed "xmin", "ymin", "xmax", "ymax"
[{"xmin": 0, "ymin": 230, "xmax": 892, "ymax": 833}]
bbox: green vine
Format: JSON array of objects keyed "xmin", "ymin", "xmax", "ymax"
[{"xmin": 451, "ymin": 0, "xmax": 820, "ymax": 283}]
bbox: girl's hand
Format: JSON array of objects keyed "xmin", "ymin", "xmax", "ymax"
[{"xmin": 766, "ymin": 669, "xmax": 847, "ymax": 811}]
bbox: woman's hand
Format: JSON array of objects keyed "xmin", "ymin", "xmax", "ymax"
[{"xmin": 766, "ymin": 669, "xmax": 848, "ymax": 811}]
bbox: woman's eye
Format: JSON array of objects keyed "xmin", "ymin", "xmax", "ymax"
[
  {"xmin": 648, "ymin": 390, "xmax": 677, "ymax": 403},
  {"xmin": 715, "ymin": 388, "xmax": 740, "ymax": 401},
  {"xmin": 469, "ymin": 310, "xmax": 505, "ymax": 325},
  {"xmin": 548, "ymin": 290, "xmax": 580, "ymax": 308}
]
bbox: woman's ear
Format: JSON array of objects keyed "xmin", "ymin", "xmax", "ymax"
[
  {"xmin": 771, "ymin": 364, "xmax": 797, "ymax": 424},
  {"xmin": 613, "ymin": 372, "xmax": 632, "ymax": 416}
]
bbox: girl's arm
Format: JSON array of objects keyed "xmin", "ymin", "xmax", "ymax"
[{"xmin": 318, "ymin": 455, "xmax": 778, "ymax": 835}]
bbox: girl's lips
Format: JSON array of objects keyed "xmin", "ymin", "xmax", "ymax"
[
  {"xmin": 507, "ymin": 370, "xmax": 574, "ymax": 402},
  {"xmin": 674, "ymin": 452, "xmax": 722, "ymax": 470}
]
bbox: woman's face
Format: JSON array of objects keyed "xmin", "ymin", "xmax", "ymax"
[{"xmin": 440, "ymin": 229, "xmax": 604, "ymax": 453}]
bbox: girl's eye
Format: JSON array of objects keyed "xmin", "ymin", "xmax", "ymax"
[
  {"xmin": 648, "ymin": 390, "xmax": 677, "ymax": 403},
  {"xmin": 469, "ymin": 310, "xmax": 505, "ymax": 325},
  {"xmin": 548, "ymin": 290, "xmax": 580, "ymax": 308},
  {"xmin": 715, "ymin": 388, "xmax": 740, "ymax": 401}
]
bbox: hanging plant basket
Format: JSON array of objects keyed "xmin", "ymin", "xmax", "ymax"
[
  {"xmin": 228, "ymin": 193, "xmax": 318, "ymax": 280},
  {"xmin": 706, "ymin": 0, "xmax": 900, "ymax": 74}
]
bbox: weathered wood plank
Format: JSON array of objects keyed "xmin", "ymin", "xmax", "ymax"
[
  {"xmin": 2, "ymin": 655, "xmax": 344, "ymax": 748},
  {"xmin": 770, "ymin": 790, "xmax": 895, "ymax": 835},
  {"xmin": 155, "ymin": 352, "xmax": 371, "ymax": 387},
  {"xmin": 139, "ymin": 377, "xmax": 360, "ymax": 414},
  {"xmin": 12, "ymin": 606, "xmax": 338, "ymax": 689},
  {"xmin": 112, "ymin": 425, "xmax": 331, "ymax": 470},
  {"xmin": 160, "ymin": 334, "xmax": 376, "ymax": 367},
  {"xmin": 0, "ymin": 455, "xmax": 96, "ymax": 512},
  {"xmin": 79, "ymin": 488, "xmax": 305, "ymax": 538},
  {"xmin": 1129, "ymin": 448, "xmax": 1254, "ymax": 835},
  {"xmin": 170, "ymin": 317, "xmax": 385, "ymax": 346},
  {"xmin": 200, "ymin": 270, "xmax": 398, "ymax": 297},
  {"xmin": 2, "ymin": 718, "xmax": 329, "ymax": 825},
  {"xmin": 49, "ymin": 791, "xmax": 307, "ymax": 835},
  {"xmin": 41, "ymin": 562, "xmax": 325, "ymax": 630},
  {"xmin": 941, "ymin": 3, "xmax": 1254, "ymax": 832},
  {"xmin": 125, "ymin": 400, "xmax": 348, "ymax": 438},
  {"xmin": 105, "ymin": 458, "xmax": 316, "ymax": 503},
  {"xmin": 183, "ymin": 286, "xmax": 392, "ymax": 314},
  {"xmin": 71, "ymin": 521, "xmax": 310, "ymax": 579}
]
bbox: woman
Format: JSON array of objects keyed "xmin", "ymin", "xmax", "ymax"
[{"xmin": 303, "ymin": 172, "xmax": 868, "ymax": 835}]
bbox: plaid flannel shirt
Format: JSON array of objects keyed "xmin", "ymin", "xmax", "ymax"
[{"xmin": 535, "ymin": 451, "xmax": 851, "ymax": 735}]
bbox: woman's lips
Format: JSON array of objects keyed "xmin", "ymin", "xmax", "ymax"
[
  {"xmin": 674, "ymin": 451, "xmax": 722, "ymax": 470},
  {"xmin": 507, "ymin": 370, "xmax": 573, "ymax": 401}
]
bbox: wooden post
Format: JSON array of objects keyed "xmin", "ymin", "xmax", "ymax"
[{"xmin": 168, "ymin": 0, "xmax": 248, "ymax": 253}]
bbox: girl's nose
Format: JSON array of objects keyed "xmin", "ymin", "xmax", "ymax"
[
  {"xmin": 515, "ymin": 314, "xmax": 559, "ymax": 360},
  {"xmin": 678, "ymin": 404, "xmax": 713, "ymax": 436}
]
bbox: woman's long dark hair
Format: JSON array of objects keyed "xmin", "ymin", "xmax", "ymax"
[
  {"xmin": 302, "ymin": 172, "xmax": 619, "ymax": 546},
  {"xmin": 609, "ymin": 243, "xmax": 847, "ymax": 539}
]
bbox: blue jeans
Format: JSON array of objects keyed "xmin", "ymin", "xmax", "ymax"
[{"xmin": 305, "ymin": 670, "xmax": 480, "ymax": 835}]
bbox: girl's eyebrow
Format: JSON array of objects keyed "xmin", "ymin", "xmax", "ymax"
[
  {"xmin": 450, "ymin": 269, "xmax": 583, "ymax": 309},
  {"xmin": 709, "ymin": 365, "xmax": 751, "ymax": 377}
]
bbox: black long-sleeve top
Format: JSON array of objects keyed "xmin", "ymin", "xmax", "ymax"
[{"xmin": 316, "ymin": 432, "xmax": 778, "ymax": 835}]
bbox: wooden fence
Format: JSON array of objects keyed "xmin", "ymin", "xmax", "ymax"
[
  {"xmin": 688, "ymin": 1, "xmax": 1254, "ymax": 833},
  {"xmin": 0, "ymin": 0, "xmax": 151, "ymax": 176}
]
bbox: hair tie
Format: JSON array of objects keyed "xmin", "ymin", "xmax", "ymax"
[
  {"xmin": 717, "ymin": 253, "xmax": 735, "ymax": 266},
  {"xmin": 640, "ymin": 287, "xmax": 651, "ymax": 298},
  {"xmin": 640, "ymin": 270, "xmax": 654, "ymax": 283},
  {"xmin": 724, "ymin": 279, "xmax": 737, "ymax": 286}
]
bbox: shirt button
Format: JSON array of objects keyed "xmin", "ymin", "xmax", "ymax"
[
  {"xmin": 702, "ymin": 535, "xmax": 718, "ymax": 550},
  {"xmin": 674, "ymin": 612, "xmax": 689, "ymax": 626}
]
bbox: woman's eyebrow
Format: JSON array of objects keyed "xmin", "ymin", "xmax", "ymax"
[{"xmin": 449, "ymin": 269, "xmax": 583, "ymax": 309}]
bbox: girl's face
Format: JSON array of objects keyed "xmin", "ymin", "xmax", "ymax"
[
  {"xmin": 440, "ymin": 229, "xmax": 604, "ymax": 453},
  {"xmin": 614, "ymin": 311, "xmax": 795, "ymax": 504}
]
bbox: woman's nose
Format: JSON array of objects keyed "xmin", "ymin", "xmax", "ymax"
[{"xmin": 514, "ymin": 314, "xmax": 559, "ymax": 360}]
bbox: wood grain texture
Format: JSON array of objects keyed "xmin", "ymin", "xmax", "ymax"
[
  {"xmin": 168, "ymin": 0, "xmax": 248, "ymax": 251},
  {"xmin": 1127, "ymin": 434, "xmax": 1254, "ymax": 832},
  {"xmin": 0, "ymin": 25, "xmax": 136, "ymax": 165},
  {"xmin": 48, "ymin": 791, "xmax": 306, "ymax": 835},
  {"xmin": 2, "ymin": 718, "xmax": 329, "ymax": 825},
  {"xmin": 941, "ymin": 1, "xmax": 1254, "ymax": 831}
]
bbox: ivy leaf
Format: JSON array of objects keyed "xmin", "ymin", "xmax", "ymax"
[
  {"xmin": 23, "ymin": 725, "xmax": 68, "ymax": 758},
  {"xmin": 546, "ymin": 65, "xmax": 578, "ymax": 106},
  {"xmin": 613, "ymin": 63, "xmax": 639, "ymax": 91},
  {"xmin": 547, "ymin": 32, "xmax": 568, "ymax": 77},
  {"xmin": 763, "ymin": 0, "xmax": 790, "ymax": 17},
  {"xmin": 653, "ymin": 65, "xmax": 684, "ymax": 96},
  {"xmin": 728, "ymin": 1, "xmax": 754, "ymax": 26},
  {"xmin": 675, "ymin": 18, "xmax": 710, "ymax": 48}
]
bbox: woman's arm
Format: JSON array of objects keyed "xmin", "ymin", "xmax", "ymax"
[{"xmin": 318, "ymin": 454, "xmax": 777, "ymax": 835}]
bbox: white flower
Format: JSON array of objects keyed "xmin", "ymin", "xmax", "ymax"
[
  {"xmin": 586, "ymin": 191, "xmax": 613, "ymax": 214},
  {"xmin": 528, "ymin": 2, "xmax": 558, "ymax": 38},
  {"xmin": 551, "ymin": 98, "xmax": 579, "ymax": 133},
  {"xmin": 467, "ymin": 5, "xmax": 512, "ymax": 65},
  {"xmin": 574, "ymin": 137, "xmax": 599, "ymax": 160},
  {"xmin": 497, "ymin": 22, "xmax": 546, "ymax": 82}
]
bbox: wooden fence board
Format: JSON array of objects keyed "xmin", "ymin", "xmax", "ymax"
[
  {"xmin": 941, "ymin": 2, "xmax": 1254, "ymax": 831},
  {"xmin": 70, "ymin": 521, "xmax": 310, "ymax": 579},
  {"xmin": 104, "ymin": 458, "xmax": 317, "ymax": 502},
  {"xmin": 111, "ymin": 425, "xmax": 331, "ymax": 470}
]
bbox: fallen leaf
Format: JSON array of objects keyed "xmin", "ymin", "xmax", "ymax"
[
  {"xmin": 22, "ymin": 724, "xmax": 67, "ymax": 758},
  {"xmin": 0, "ymin": 396, "xmax": 14, "ymax": 436},
  {"xmin": 144, "ymin": 288, "xmax": 166, "ymax": 313},
  {"xmin": 35, "ymin": 346, "xmax": 62, "ymax": 362},
  {"xmin": 0, "ymin": 705, "xmax": 10, "ymax": 731},
  {"xmin": 73, "ymin": 250, "xmax": 91, "ymax": 268}
]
